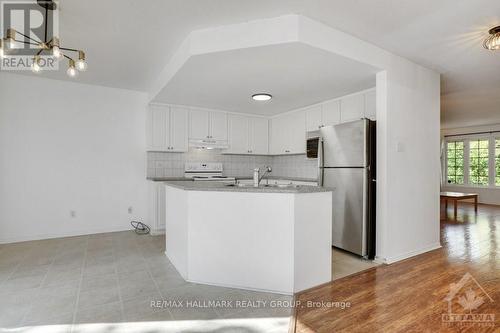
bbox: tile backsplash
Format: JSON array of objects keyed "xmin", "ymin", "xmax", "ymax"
[{"xmin": 147, "ymin": 148, "xmax": 317, "ymax": 179}]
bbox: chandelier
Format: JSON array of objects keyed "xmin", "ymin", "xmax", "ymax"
[
  {"xmin": 483, "ymin": 26, "xmax": 500, "ymax": 51},
  {"xmin": 0, "ymin": 0, "xmax": 87, "ymax": 77}
]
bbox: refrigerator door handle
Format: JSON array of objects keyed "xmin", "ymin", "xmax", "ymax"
[{"xmin": 318, "ymin": 138, "xmax": 325, "ymax": 186}]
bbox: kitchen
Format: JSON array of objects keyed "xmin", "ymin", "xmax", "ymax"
[{"xmin": 147, "ymin": 85, "xmax": 379, "ymax": 292}]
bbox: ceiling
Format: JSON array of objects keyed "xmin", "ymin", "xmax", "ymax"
[
  {"xmin": 7, "ymin": 0, "xmax": 500, "ymax": 126},
  {"xmin": 153, "ymin": 43, "xmax": 377, "ymax": 115}
]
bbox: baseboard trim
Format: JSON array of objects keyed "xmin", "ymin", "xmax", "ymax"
[
  {"xmin": 150, "ymin": 229, "xmax": 166, "ymax": 236},
  {"xmin": 379, "ymin": 242, "xmax": 442, "ymax": 264},
  {"xmin": 0, "ymin": 225, "xmax": 134, "ymax": 244}
]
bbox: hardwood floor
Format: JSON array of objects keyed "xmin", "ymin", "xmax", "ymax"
[{"xmin": 294, "ymin": 203, "xmax": 499, "ymax": 332}]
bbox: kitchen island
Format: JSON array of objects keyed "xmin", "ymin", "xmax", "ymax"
[{"xmin": 164, "ymin": 181, "xmax": 333, "ymax": 294}]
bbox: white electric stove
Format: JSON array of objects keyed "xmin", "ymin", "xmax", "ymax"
[{"xmin": 184, "ymin": 162, "xmax": 235, "ymax": 183}]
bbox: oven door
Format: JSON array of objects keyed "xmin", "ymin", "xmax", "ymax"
[{"xmin": 306, "ymin": 137, "xmax": 319, "ymax": 159}]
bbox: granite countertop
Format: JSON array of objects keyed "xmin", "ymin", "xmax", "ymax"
[
  {"xmin": 147, "ymin": 177, "xmax": 189, "ymax": 182},
  {"xmin": 233, "ymin": 175, "xmax": 319, "ymax": 182},
  {"xmin": 147, "ymin": 176, "xmax": 319, "ymax": 182},
  {"xmin": 163, "ymin": 180, "xmax": 332, "ymax": 193}
]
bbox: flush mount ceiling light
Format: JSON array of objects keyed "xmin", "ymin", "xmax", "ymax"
[
  {"xmin": 0, "ymin": 0, "xmax": 87, "ymax": 77},
  {"xmin": 252, "ymin": 93, "xmax": 272, "ymax": 101},
  {"xmin": 483, "ymin": 25, "xmax": 500, "ymax": 50}
]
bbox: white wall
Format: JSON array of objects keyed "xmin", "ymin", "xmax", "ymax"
[
  {"xmin": 441, "ymin": 124, "xmax": 500, "ymax": 205},
  {"xmin": 0, "ymin": 73, "xmax": 148, "ymax": 244}
]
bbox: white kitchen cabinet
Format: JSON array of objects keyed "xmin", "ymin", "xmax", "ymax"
[
  {"xmin": 189, "ymin": 109, "xmax": 210, "ymax": 140},
  {"xmin": 305, "ymin": 105, "xmax": 323, "ymax": 131},
  {"xmin": 340, "ymin": 93, "xmax": 365, "ymax": 123},
  {"xmin": 147, "ymin": 105, "xmax": 188, "ymax": 152},
  {"xmin": 169, "ymin": 106, "xmax": 189, "ymax": 151},
  {"xmin": 189, "ymin": 109, "xmax": 227, "ymax": 142},
  {"xmin": 364, "ymin": 89, "xmax": 376, "ymax": 120},
  {"xmin": 249, "ymin": 117, "xmax": 269, "ymax": 154},
  {"xmin": 210, "ymin": 111, "xmax": 228, "ymax": 141},
  {"xmin": 227, "ymin": 114, "xmax": 268, "ymax": 154},
  {"xmin": 322, "ymin": 100, "xmax": 341, "ymax": 126},
  {"xmin": 270, "ymin": 111, "xmax": 306, "ymax": 155},
  {"xmin": 288, "ymin": 111, "xmax": 306, "ymax": 154},
  {"xmin": 147, "ymin": 181, "xmax": 166, "ymax": 235},
  {"xmin": 305, "ymin": 101, "xmax": 341, "ymax": 130},
  {"xmin": 227, "ymin": 114, "xmax": 249, "ymax": 154}
]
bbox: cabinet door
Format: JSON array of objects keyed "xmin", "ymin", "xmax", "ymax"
[
  {"xmin": 364, "ymin": 89, "xmax": 376, "ymax": 120},
  {"xmin": 210, "ymin": 111, "xmax": 228, "ymax": 141},
  {"xmin": 189, "ymin": 109, "xmax": 210, "ymax": 140},
  {"xmin": 250, "ymin": 117, "xmax": 269, "ymax": 155},
  {"xmin": 340, "ymin": 94, "xmax": 364, "ymax": 123},
  {"xmin": 305, "ymin": 105, "xmax": 323, "ymax": 131},
  {"xmin": 148, "ymin": 105, "xmax": 169, "ymax": 151},
  {"xmin": 228, "ymin": 114, "xmax": 249, "ymax": 154},
  {"xmin": 169, "ymin": 106, "xmax": 188, "ymax": 152},
  {"xmin": 322, "ymin": 100, "xmax": 341, "ymax": 126},
  {"xmin": 270, "ymin": 116, "xmax": 286, "ymax": 154},
  {"xmin": 287, "ymin": 111, "xmax": 306, "ymax": 154}
]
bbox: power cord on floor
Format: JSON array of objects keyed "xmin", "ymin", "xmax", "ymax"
[{"xmin": 130, "ymin": 221, "xmax": 151, "ymax": 235}]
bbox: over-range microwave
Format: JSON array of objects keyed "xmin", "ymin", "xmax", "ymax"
[{"xmin": 306, "ymin": 131, "xmax": 320, "ymax": 159}]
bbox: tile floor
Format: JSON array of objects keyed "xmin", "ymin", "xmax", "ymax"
[
  {"xmin": 0, "ymin": 231, "xmax": 292, "ymax": 333},
  {"xmin": 331, "ymin": 248, "xmax": 380, "ymax": 280}
]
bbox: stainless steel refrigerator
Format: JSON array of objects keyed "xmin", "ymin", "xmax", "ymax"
[{"xmin": 318, "ymin": 119, "xmax": 376, "ymax": 259}]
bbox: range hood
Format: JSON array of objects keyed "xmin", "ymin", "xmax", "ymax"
[{"xmin": 189, "ymin": 139, "xmax": 229, "ymax": 149}]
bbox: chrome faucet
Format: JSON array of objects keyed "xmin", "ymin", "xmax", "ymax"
[
  {"xmin": 258, "ymin": 166, "xmax": 272, "ymax": 185},
  {"xmin": 252, "ymin": 166, "xmax": 272, "ymax": 187}
]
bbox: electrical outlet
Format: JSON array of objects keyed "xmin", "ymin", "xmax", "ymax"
[
  {"xmin": 128, "ymin": 206, "xmax": 133, "ymax": 214},
  {"xmin": 70, "ymin": 210, "xmax": 76, "ymax": 218}
]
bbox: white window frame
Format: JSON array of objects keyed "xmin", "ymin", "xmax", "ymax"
[{"xmin": 445, "ymin": 134, "xmax": 499, "ymax": 189}]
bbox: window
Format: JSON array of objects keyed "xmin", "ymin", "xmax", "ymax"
[
  {"xmin": 496, "ymin": 138, "xmax": 500, "ymax": 186},
  {"xmin": 469, "ymin": 139, "xmax": 489, "ymax": 186},
  {"xmin": 447, "ymin": 141, "xmax": 464, "ymax": 185}
]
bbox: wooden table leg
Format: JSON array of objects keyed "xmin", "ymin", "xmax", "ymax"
[
  {"xmin": 454, "ymin": 199, "xmax": 458, "ymax": 221},
  {"xmin": 445, "ymin": 199, "xmax": 448, "ymax": 214},
  {"xmin": 474, "ymin": 196, "xmax": 478, "ymax": 214}
]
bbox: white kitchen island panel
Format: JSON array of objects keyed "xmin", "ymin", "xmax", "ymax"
[{"xmin": 164, "ymin": 182, "xmax": 332, "ymax": 294}]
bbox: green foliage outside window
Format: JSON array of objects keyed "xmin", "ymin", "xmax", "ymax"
[
  {"xmin": 447, "ymin": 141, "xmax": 464, "ymax": 185},
  {"xmin": 469, "ymin": 139, "xmax": 489, "ymax": 186}
]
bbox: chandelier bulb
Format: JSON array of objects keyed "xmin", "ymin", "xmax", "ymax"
[
  {"xmin": 0, "ymin": 39, "xmax": 5, "ymax": 58},
  {"xmin": 5, "ymin": 29, "xmax": 16, "ymax": 49},
  {"xmin": 67, "ymin": 59, "xmax": 78, "ymax": 78},
  {"xmin": 75, "ymin": 50, "xmax": 87, "ymax": 71},
  {"xmin": 31, "ymin": 56, "xmax": 42, "ymax": 73},
  {"xmin": 51, "ymin": 37, "xmax": 63, "ymax": 60}
]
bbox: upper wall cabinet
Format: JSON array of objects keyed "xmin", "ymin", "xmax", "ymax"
[
  {"xmin": 147, "ymin": 105, "xmax": 188, "ymax": 152},
  {"xmin": 364, "ymin": 89, "xmax": 376, "ymax": 120},
  {"xmin": 322, "ymin": 100, "xmax": 341, "ymax": 126},
  {"xmin": 189, "ymin": 109, "xmax": 228, "ymax": 143},
  {"xmin": 340, "ymin": 93, "xmax": 365, "ymax": 122},
  {"xmin": 305, "ymin": 105, "xmax": 323, "ymax": 132},
  {"xmin": 226, "ymin": 114, "xmax": 268, "ymax": 155},
  {"xmin": 270, "ymin": 111, "xmax": 306, "ymax": 155},
  {"xmin": 305, "ymin": 100, "xmax": 341, "ymax": 131}
]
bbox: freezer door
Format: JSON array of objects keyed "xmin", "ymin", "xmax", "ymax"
[
  {"xmin": 323, "ymin": 167, "xmax": 366, "ymax": 256},
  {"xmin": 319, "ymin": 119, "xmax": 367, "ymax": 167}
]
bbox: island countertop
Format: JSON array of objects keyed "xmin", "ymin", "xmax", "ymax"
[{"xmin": 164, "ymin": 180, "xmax": 333, "ymax": 193}]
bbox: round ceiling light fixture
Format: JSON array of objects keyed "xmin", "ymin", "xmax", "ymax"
[
  {"xmin": 252, "ymin": 93, "xmax": 272, "ymax": 101},
  {"xmin": 483, "ymin": 25, "xmax": 500, "ymax": 50}
]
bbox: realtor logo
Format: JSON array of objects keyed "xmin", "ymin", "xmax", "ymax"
[
  {"xmin": 442, "ymin": 272, "xmax": 495, "ymax": 328},
  {"xmin": 1, "ymin": 0, "xmax": 58, "ymax": 70}
]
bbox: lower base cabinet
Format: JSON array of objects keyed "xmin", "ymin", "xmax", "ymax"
[{"xmin": 148, "ymin": 181, "xmax": 166, "ymax": 235}]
